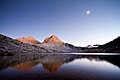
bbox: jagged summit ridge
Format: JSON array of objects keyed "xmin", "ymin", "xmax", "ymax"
[
  {"xmin": 26, "ymin": 36, "xmax": 36, "ymax": 40},
  {"xmin": 43, "ymin": 35, "xmax": 63, "ymax": 44},
  {"xmin": 16, "ymin": 36, "xmax": 40, "ymax": 44}
]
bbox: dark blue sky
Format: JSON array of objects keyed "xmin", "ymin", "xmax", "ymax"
[{"xmin": 0, "ymin": 0, "xmax": 120, "ymax": 46}]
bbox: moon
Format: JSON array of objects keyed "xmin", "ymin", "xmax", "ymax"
[{"xmin": 86, "ymin": 11, "xmax": 90, "ymax": 14}]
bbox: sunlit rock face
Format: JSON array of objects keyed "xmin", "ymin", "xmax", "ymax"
[
  {"xmin": 16, "ymin": 36, "xmax": 40, "ymax": 45},
  {"xmin": 43, "ymin": 35, "xmax": 64, "ymax": 46},
  {"xmin": 38, "ymin": 35, "xmax": 78, "ymax": 53},
  {"xmin": 16, "ymin": 35, "xmax": 78, "ymax": 53}
]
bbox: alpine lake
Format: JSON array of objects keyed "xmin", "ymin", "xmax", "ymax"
[{"xmin": 0, "ymin": 53, "xmax": 120, "ymax": 80}]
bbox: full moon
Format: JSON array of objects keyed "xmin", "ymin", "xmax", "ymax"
[{"xmin": 86, "ymin": 11, "xmax": 90, "ymax": 14}]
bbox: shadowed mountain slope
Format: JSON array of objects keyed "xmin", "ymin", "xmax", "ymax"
[{"xmin": 0, "ymin": 34, "xmax": 47, "ymax": 55}]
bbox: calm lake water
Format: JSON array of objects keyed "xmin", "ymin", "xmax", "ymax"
[{"xmin": 0, "ymin": 53, "xmax": 120, "ymax": 80}]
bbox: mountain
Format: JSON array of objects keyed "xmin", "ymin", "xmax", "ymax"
[
  {"xmin": 0, "ymin": 34, "xmax": 47, "ymax": 55},
  {"xmin": 99, "ymin": 36, "xmax": 120, "ymax": 52},
  {"xmin": 39, "ymin": 35, "xmax": 69, "ymax": 52},
  {"xmin": 82, "ymin": 36, "xmax": 120, "ymax": 53},
  {"xmin": 39, "ymin": 35, "xmax": 81, "ymax": 53},
  {"xmin": 0, "ymin": 34, "xmax": 81, "ymax": 54},
  {"xmin": 0, "ymin": 34, "xmax": 119, "ymax": 54},
  {"xmin": 16, "ymin": 36, "xmax": 40, "ymax": 45},
  {"xmin": 43, "ymin": 35, "xmax": 63, "ymax": 44}
]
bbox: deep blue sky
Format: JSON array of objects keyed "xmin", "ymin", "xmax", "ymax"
[{"xmin": 0, "ymin": 0, "xmax": 120, "ymax": 46}]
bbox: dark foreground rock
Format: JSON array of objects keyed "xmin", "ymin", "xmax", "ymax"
[
  {"xmin": 0, "ymin": 34, "xmax": 48, "ymax": 55},
  {"xmin": 82, "ymin": 36, "xmax": 120, "ymax": 53}
]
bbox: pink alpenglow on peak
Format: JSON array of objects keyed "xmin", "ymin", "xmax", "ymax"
[
  {"xmin": 43, "ymin": 35, "xmax": 63, "ymax": 45},
  {"xmin": 16, "ymin": 36, "xmax": 40, "ymax": 45}
]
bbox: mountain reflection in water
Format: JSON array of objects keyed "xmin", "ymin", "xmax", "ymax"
[{"xmin": 0, "ymin": 53, "xmax": 120, "ymax": 80}]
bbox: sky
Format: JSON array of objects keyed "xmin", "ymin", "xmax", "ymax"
[{"xmin": 0, "ymin": 0, "xmax": 120, "ymax": 47}]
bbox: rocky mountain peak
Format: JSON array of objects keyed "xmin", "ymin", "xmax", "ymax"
[
  {"xmin": 50, "ymin": 35, "xmax": 58, "ymax": 38},
  {"xmin": 99, "ymin": 36, "xmax": 120, "ymax": 48},
  {"xmin": 26, "ymin": 36, "xmax": 35, "ymax": 40},
  {"xmin": 43, "ymin": 35, "xmax": 63, "ymax": 44},
  {"xmin": 16, "ymin": 36, "xmax": 40, "ymax": 45}
]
